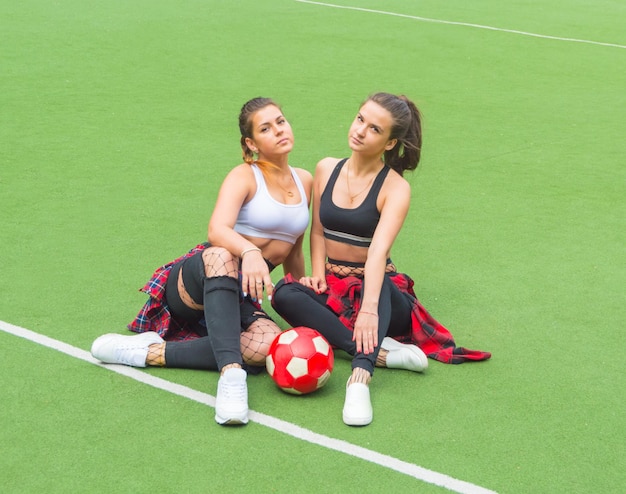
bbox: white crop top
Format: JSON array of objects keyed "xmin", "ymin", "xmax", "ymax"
[{"xmin": 233, "ymin": 164, "xmax": 309, "ymax": 244}]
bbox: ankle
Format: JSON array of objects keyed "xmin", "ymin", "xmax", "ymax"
[
  {"xmin": 348, "ymin": 367, "xmax": 371, "ymax": 386},
  {"xmin": 145, "ymin": 343, "xmax": 166, "ymax": 367},
  {"xmin": 375, "ymin": 349, "xmax": 388, "ymax": 368},
  {"xmin": 221, "ymin": 363, "xmax": 243, "ymax": 375}
]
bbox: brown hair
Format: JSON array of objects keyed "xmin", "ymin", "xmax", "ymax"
[
  {"xmin": 238, "ymin": 97, "xmax": 281, "ymax": 174},
  {"xmin": 365, "ymin": 92, "xmax": 423, "ymax": 176}
]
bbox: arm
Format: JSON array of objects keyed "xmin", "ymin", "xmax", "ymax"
[
  {"xmin": 207, "ymin": 164, "xmax": 272, "ymax": 301},
  {"xmin": 355, "ymin": 174, "xmax": 411, "ymax": 354},
  {"xmin": 303, "ymin": 158, "xmax": 335, "ymax": 293},
  {"xmin": 310, "ymin": 160, "xmax": 329, "ymax": 279},
  {"xmin": 208, "ymin": 164, "xmax": 255, "ymax": 253}
]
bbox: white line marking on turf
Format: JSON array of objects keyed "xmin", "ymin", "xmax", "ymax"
[
  {"xmin": 0, "ymin": 320, "xmax": 497, "ymax": 494},
  {"xmin": 295, "ymin": 0, "xmax": 626, "ymax": 50}
]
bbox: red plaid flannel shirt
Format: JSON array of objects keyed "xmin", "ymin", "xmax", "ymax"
[
  {"xmin": 280, "ymin": 272, "xmax": 491, "ymax": 364},
  {"xmin": 127, "ymin": 243, "xmax": 209, "ymax": 341}
]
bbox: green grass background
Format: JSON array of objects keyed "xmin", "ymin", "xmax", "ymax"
[{"xmin": 1, "ymin": 0, "xmax": 624, "ymax": 492}]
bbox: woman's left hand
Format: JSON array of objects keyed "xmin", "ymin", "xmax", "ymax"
[
  {"xmin": 353, "ymin": 310, "xmax": 378, "ymax": 355},
  {"xmin": 241, "ymin": 250, "xmax": 273, "ymax": 302},
  {"xmin": 298, "ymin": 276, "xmax": 327, "ymax": 294}
]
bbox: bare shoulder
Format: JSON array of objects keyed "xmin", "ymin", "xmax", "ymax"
[
  {"xmin": 292, "ymin": 167, "xmax": 313, "ymax": 202},
  {"xmin": 219, "ymin": 163, "xmax": 257, "ymax": 195},
  {"xmin": 226, "ymin": 163, "xmax": 255, "ymax": 179},
  {"xmin": 382, "ymin": 168, "xmax": 411, "ymax": 198},
  {"xmin": 292, "ymin": 166, "xmax": 313, "ymax": 185},
  {"xmin": 315, "ymin": 157, "xmax": 342, "ymax": 178}
]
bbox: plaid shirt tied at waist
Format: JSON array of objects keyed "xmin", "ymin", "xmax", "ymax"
[{"xmin": 279, "ymin": 272, "xmax": 491, "ymax": 364}]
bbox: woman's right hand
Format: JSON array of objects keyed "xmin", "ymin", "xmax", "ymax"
[
  {"xmin": 241, "ymin": 250, "xmax": 274, "ymax": 302},
  {"xmin": 298, "ymin": 276, "xmax": 327, "ymax": 294}
]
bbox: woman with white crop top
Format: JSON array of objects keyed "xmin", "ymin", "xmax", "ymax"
[{"xmin": 90, "ymin": 97, "xmax": 312, "ymax": 426}]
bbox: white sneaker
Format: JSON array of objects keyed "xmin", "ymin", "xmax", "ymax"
[
  {"xmin": 91, "ymin": 332, "xmax": 164, "ymax": 367},
  {"xmin": 381, "ymin": 337, "xmax": 428, "ymax": 372},
  {"xmin": 342, "ymin": 379, "xmax": 373, "ymax": 426},
  {"xmin": 215, "ymin": 368, "xmax": 249, "ymax": 425}
]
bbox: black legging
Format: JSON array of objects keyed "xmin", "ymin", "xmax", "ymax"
[
  {"xmin": 163, "ymin": 298, "xmax": 267, "ymax": 371},
  {"xmin": 272, "ymin": 274, "xmax": 412, "ymax": 375},
  {"xmin": 162, "ymin": 250, "xmax": 270, "ymax": 371}
]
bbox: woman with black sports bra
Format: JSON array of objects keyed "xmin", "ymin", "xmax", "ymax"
[
  {"xmin": 90, "ymin": 97, "xmax": 312, "ymax": 426},
  {"xmin": 272, "ymin": 92, "xmax": 490, "ymax": 426}
]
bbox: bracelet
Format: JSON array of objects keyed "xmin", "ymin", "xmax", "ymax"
[
  {"xmin": 360, "ymin": 311, "xmax": 378, "ymax": 317},
  {"xmin": 240, "ymin": 247, "xmax": 262, "ymax": 258}
]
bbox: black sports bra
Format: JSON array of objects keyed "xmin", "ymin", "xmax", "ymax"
[{"xmin": 319, "ymin": 159, "xmax": 389, "ymax": 247}]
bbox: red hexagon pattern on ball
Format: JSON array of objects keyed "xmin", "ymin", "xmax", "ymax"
[{"xmin": 266, "ymin": 326, "xmax": 334, "ymax": 394}]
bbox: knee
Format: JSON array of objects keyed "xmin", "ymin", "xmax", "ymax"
[
  {"xmin": 246, "ymin": 319, "xmax": 281, "ymax": 340},
  {"xmin": 262, "ymin": 325, "xmax": 281, "ymax": 346},
  {"xmin": 202, "ymin": 247, "xmax": 238, "ymax": 277},
  {"xmin": 272, "ymin": 280, "xmax": 311, "ymax": 315},
  {"xmin": 271, "ymin": 279, "xmax": 293, "ymax": 308}
]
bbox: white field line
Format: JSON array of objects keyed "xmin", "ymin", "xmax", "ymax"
[
  {"xmin": 0, "ymin": 319, "xmax": 498, "ymax": 494},
  {"xmin": 295, "ymin": 0, "xmax": 626, "ymax": 50}
]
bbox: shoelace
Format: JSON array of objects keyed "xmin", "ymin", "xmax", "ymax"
[
  {"xmin": 219, "ymin": 378, "xmax": 247, "ymax": 401},
  {"xmin": 114, "ymin": 345, "xmax": 145, "ymax": 366}
]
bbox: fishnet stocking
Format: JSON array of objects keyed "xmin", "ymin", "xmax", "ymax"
[
  {"xmin": 202, "ymin": 246, "xmax": 277, "ymax": 368},
  {"xmin": 202, "ymin": 247, "xmax": 239, "ymax": 278},
  {"xmin": 325, "ymin": 261, "xmax": 397, "ymax": 278},
  {"xmin": 241, "ymin": 318, "xmax": 282, "ymax": 367},
  {"xmin": 146, "ymin": 343, "xmax": 166, "ymax": 367}
]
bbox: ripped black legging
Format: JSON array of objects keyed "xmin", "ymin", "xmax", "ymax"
[
  {"xmin": 164, "ymin": 295, "xmax": 267, "ymax": 371},
  {"xmin": 271, "ymin": 274, "xmax": 412, "ymax": 375},
  {"xmin": 162, "ymin": 250, "xmax": 271, "ymax": 371}
]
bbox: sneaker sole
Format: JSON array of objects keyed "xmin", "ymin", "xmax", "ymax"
[
  {"xmin": 215, "ymin": 414, "xmax": 249, "ymax": 425},
  {"xmin": 342, "ymin": 414, "xmax": 372, "ymax": 426}
]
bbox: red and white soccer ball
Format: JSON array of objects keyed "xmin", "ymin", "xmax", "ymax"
[{"xmin": 266, "ymin": 326, "xmax": 334, "ymax": 395}]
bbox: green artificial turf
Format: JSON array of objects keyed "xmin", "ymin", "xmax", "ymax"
[{"xmin": 1, "ymin": 1, "xmax": 624, "ymax": 493}]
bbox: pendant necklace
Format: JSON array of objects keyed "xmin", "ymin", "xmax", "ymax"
[
  {"xmin": 259, "ymin": 160, "xmax": 296, "ymax": 198},
  {"xmin": 346, "ymin": 159, "xmax": 375, "ymax": 203},
  {"xmin": 275, "ymin": 171, "xmax": 295, "ymax": 197}
]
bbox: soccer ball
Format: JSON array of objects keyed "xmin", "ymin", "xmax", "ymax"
[{"xmin": 266, "ymin": 327, "xmax": 334, "ymax": 395}]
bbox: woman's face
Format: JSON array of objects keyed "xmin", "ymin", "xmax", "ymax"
[
  {"xmin": 247, "ymin": 105, "xmax": 294, "ymax": 158},
  {"xmin": 348, "ymin": 100, "xmax": 396, "ymax": 155}
]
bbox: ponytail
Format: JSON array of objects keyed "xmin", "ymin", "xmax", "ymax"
[{"xmin": 366, "ymin": 93, "xmax": 423, "ymax": 176}]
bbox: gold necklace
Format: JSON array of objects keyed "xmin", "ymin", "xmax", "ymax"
[
  {"xmin": 256, "ymin": 160, "xmax": 295, "ymax": 197},
  {"xmin": 273, "ymin": 171, "xmax": 296, "ymax": 197},
  {"xmin": 346, "ymin": 159, "xmax": 375, "ymax": 203}
]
